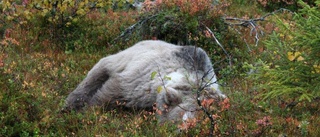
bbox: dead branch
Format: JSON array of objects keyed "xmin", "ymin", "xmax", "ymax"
[
  {"xmin": 224, "ymin": 8, "xmax": 293, "ymax": 47},
  {"xmin": 201, "ymin": 23, "xmax": 232, "ymax": 67},
  {"xmin": 112, "ymin": 14, "xmax": 158, "ymax": 44}
]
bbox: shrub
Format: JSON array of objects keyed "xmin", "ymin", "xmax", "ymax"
[
  {"xmin": 257, "ymin": 0, "xmax": 317, "ymax": 11},
  {"xmin": 115, "ymin": 0, "xmax": 254, "ymax": 80},
  {"xmin": 0, "ymin": 0, "xmax": 138, "ymax": 51},
  {"xmin": 251, "ymin": 0, "xmax": 320, "ymax": 102},
  {"xmin": 129, "ymin": 0, "xmax": 227, "ymax": 45}
]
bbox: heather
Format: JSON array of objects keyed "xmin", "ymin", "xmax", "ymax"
[{"xmin": 0, "ymin": 0, "xmax": 319, "ymax": 136}]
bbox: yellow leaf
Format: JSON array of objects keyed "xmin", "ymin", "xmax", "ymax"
[
  {"xmin": 23, "ymin": 10, "xmax": 31, "ymax": 20},
  {"xmin": 70, "ymin": 1, "xmax": 75, "ymax": 6},
  {"xmin": 279, "ymin": 33, "xmax": 285, "ymax": 38},
  {"xmin": 79, "ymin": 1, "xmax": 85, "ymax": 7},
  {"xmin": 287, "ymin": 52, "xmax": 295, "ymax": 61},
  {"xmin": 41, "ymin": 9, "xmax": 49, "ymax": 17},
  {"xmin": 297, "ymin": 56, "xmax": 304, "ymax": 61},
  {"xmin": 76, "ymin": 9, "xmax": 85, "ymax": 15},
  {"xmin": 48, "ymin": 17, "xmax": 53, "ymax": 22},
  {"xmin": 72, "ymin": 18, "xmax": 78, "ymax": 22},
  {"xmin": 287, "ymin": 52, "xmax": 304, "ymax": 61},
  {"xmin": 60, "ymin": 4, "xmax": 67, "ymax": 12},
  {"xmin": 6, "ymin": 15, "xmax": 14, "ymax": 21},
  {"xmin": 97, "ymin": 3, "xmax": 104, "ymax": 7},
  {"xmin": 66, "ymin": 22, "xmax": 71, "ymax": 27},
  {"xmin": 44, "ymin": 0, "xmax": 49, "ymax": 5},
  {"xmin": 157, "ymin": 86, "xmax": 162, "ymax": 93},
  {"xmin": 313, "ymin": 65, "xmax": 320, "ymax": 73}
]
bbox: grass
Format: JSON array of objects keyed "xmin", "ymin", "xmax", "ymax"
[
  {"xmin": 1, "ymin": 0, "xmax": 320, "ymax": 136},
  {"xmin": 1, "ymin": 37, "xmax": 319, "ymax": 136}
]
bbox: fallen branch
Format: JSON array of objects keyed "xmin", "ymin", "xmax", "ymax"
[{"xmin": 224, "ymin": 8, "xmax": 293, "ymax": 47}]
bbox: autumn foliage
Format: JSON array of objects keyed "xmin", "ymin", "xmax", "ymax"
[{"xmin": 0, "ymin": 0, "xmax": 320, "ymax": 136}]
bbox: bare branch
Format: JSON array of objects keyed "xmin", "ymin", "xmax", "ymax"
[
  {"xmin": 112, "ymin": 14, "xmax": 158, "ymax": 44},
  {"xmin": 224, "ymin": 8, "xmax": 292, "ymax": 25},
  {"xmin": 196, "ymin": 80, "xmax": 215, "ymax": 137},
  {"xmin": 201, "ymin": 23, "xmax": 232, "ymax": 67},
  {"xmin": 190, "ymin": 46, "xmax": 218, "ymax": 137},
  {"xmin": 224, "ymin": 8, "xmax": 293, "ymax": 47}
]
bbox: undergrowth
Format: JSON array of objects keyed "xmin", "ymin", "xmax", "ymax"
[{"xmin": 0, "ymin": 0, "xmax": 319, "ymax": 136}]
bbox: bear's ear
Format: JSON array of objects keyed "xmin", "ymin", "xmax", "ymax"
[{"xmin": 164, "ymin": 88, "xmax": 182, "ymax": 106}]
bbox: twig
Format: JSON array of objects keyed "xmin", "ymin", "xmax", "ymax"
[
  {"xmin": 201, "ymin": 23, "xmax": 232, "ymax": 67},
  {"xmin": 225, "ymin": 8, "xmax": 292, "ymax": 25},
  {"xmin": 112, "ymin": 14, "xmax": 158, "ymax": 44},
  {"xmin": 156, "ymin": 65, "xmax": 169, "ymax": 93},
  {"xmin": 190, "ymin": 46, "xmax": 218, "ymax": 137},
  {"xmin": 229, "ymin": 26, "xmax": 252, "ymax": 51},
  {"xmin": 224, "ymin": 8, "xmax": 293, "ymax": 47},
  {"xmin": 196, "ymin": 78, "xmax": 215, "ymax": 137}
]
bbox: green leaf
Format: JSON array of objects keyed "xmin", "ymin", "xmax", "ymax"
[
  {"xmin": 151, "ymin": 71, "xmax": 157, "ymax": 80},
  {"xmin": 164, "ymin": 76, "xmax": 171, "ymax": 81}
]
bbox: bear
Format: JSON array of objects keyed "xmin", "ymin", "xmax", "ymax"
[{"xmin": 64, "ymin": 40, "xmax": 226, "ymax": 123}]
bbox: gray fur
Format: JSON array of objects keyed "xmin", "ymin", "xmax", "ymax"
[{"xmin": 65, "ymin": 40, "xmax": 225, "ymax": 123}]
